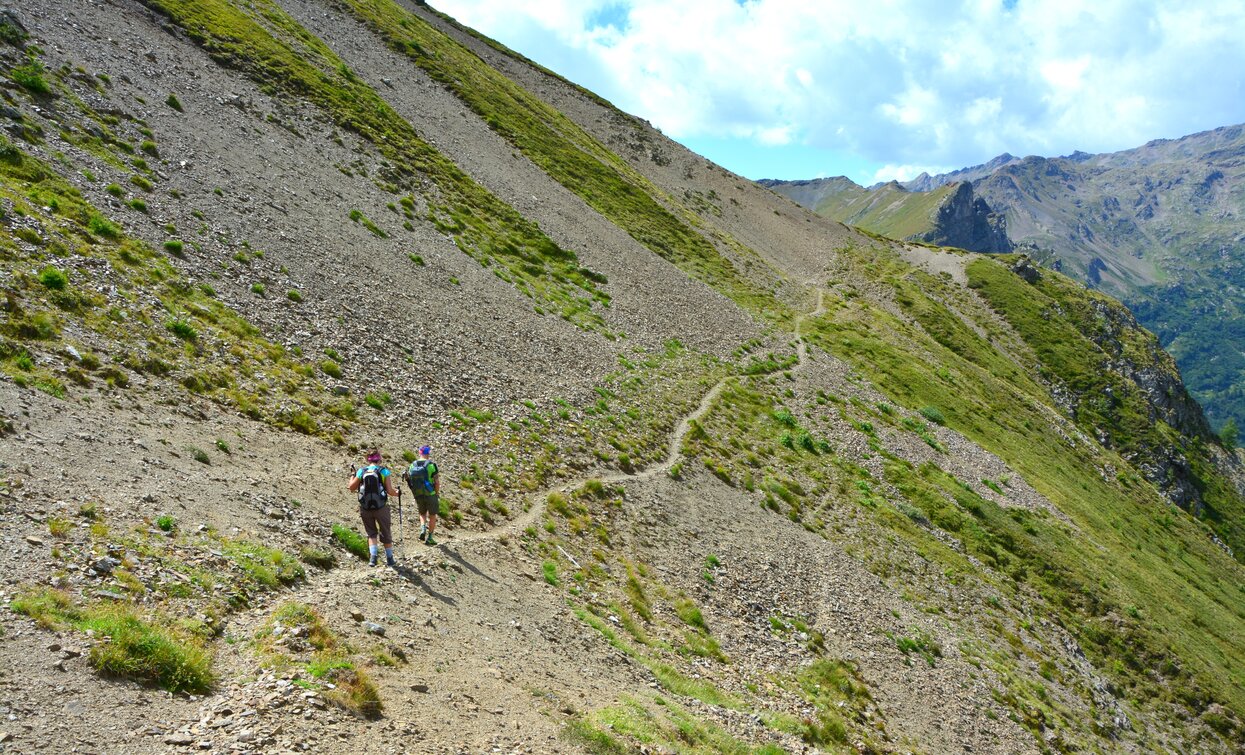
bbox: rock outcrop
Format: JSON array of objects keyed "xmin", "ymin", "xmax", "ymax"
[{"xmin": 916, "ymin": 181, "xmax": 1013, "ymax": 252}]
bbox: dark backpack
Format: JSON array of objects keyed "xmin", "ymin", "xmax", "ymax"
[
  {"xmin": 406, "ymin": 459, "xmax": 437, "ymax": 494},
  {"xmin": 358, "ymin": 465, "xmax": 388, "ymax": 510}
]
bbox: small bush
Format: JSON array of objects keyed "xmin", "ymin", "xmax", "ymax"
[
  {"xmin": 286, "ymin": 289, "xmax": 302, "ymax": 302},
  {"xmin": 38, "ymin": 266, "xmax": 68, "ymax": 290},
  {"xmin": 163, "ymin": 239, "xmax": 184, "ymax": 256},
  {"xmin": 105, "ymin": 183, "xmax": 124, "ymax": 198},
  {"xmin": 156, "ymin": 515, "xmax": 175, "ymax": 532},
  {"xmin": 332, "ymin": 524, "xmax": 369, "ymax": 560},
  {"xmin": 250, "ymin": 283, "xmax": 265, "ymax": 296},
  {"xmin": 320, "ymin": 360, "xmax": 342, "ymax": 379},
  {"xmin": 140, "ymin": 140, "xmax": 159, "ymax": 156},
  {"xmin": 128, "ymin": 198, "xmax": 147, "ymax": 213}
]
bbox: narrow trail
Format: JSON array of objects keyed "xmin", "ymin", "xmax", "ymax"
[{"xmin": 448, "ymin": 288, "xmax": 828, "ymax": 545}]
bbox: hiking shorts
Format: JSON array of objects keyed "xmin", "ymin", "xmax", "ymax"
[
  {"xmin": 359, "ymin": 505, "xmax": 392, "ymax": 544},
  {"xmin": 415, "ymin": 493, "xmax": 440, "ymax": 517}
]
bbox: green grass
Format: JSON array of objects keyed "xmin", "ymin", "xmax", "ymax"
[
  {"xmin": 332, "ymin": 523, "xmax": 369, "ymax": 560},
  {"xmin": 220, "ymin": 540, "xmax": 304, "ymax": 589},
  {"xmin": 11, "ymin": 589, "xmax": 213, "ymax": 693},
  {"xmin": 792, "ymin": 247, "xmax": 1245, "ymax": 722}
]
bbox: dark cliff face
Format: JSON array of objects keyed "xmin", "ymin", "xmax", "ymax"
[{"xmin": 917, "ymin": 182, "xmax": 1013, "ymax": 252}]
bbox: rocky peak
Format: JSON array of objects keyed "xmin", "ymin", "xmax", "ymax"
[{"xmin": 915, "ymin": 181, "xmax": 1013, "ymax": 252}]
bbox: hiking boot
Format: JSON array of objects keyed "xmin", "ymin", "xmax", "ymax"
[
  {"xmin": 368, "ymin": 554, "xmax": 378, "ymax": 567},
  {"xmin": 386, "ymin": 555, "xmax": 397, "ymax": 567},
  {"xmin": 418, "ymin": 524, "xmax": 428, "ymax": 543},
  {"xmin": 424, "ymin": 533, "xmax": 437, "ymax": 546}
]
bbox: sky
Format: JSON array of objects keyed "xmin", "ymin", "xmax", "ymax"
[{"xmin": 432, "ymin": 0, "xmax": 1245, "ymax": 185}]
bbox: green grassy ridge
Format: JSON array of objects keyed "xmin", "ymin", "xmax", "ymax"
[
  {"xmin": 813, "ymin": 182, "xmax": 955, "ymax": 241},
  {"xmin": 796, "ymin": 249, "xmax": 1245, "ymax": 725},
  {"xmin": 0, "ymin": 140, "xmax": 348, "ymax": 435},
  {"xmin": 341, "ymin": 0, "xmax": 792, "ymax": 323},
  {"xmin": 963, "ymin": 257, "xmax": 1245, "ymax": 555},
  {"xmin": 138, "ymin": 0, "xmax": 610, "ymax": 330}
]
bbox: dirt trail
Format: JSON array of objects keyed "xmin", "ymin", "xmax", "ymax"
[{"xmin": 454, "ymin": 288, "xmax": 828, "ymax": 545}]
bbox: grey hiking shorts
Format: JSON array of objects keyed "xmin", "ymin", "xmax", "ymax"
[
  {"xmin": 359, "ymin": 505, "xmax": 392, "ymax": 544},
  {"xmin": 415, "ymin": 492, "xmax": 440, "ymax": 517}
]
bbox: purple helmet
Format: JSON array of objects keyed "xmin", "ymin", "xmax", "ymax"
[{"xmin": 419, "ymin": 445, "xmax": 431, "ymax": 456}]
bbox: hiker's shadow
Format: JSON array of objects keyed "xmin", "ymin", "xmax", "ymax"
[
  {"xmin": 392, "ymin": 564, "xmax": 457, "ymax": 607},
  {"xmin": 440, "ymin": 545, "xmax": 497, "ymax": 584}
]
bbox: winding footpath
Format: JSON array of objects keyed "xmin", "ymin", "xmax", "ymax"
[{"xmin": 452, "ymin": 289, "xmax": 828, "ymax": 545}]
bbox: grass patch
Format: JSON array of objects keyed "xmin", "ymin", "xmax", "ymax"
[
  {"xmin": 332, "ymin": 523, "xmax": 369, "ymax": 560},
  {"xmin": 12, "ymin": 589, "xmax": 213, "ymax": 693}
]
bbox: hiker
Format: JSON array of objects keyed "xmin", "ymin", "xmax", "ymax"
[
  {"xmin": 405, "ymin": 445, "xmax": 441, "ymax": 546},
  {"xmin": 347, "ymin": 448, "xmax": 400, "ymax": 566}
]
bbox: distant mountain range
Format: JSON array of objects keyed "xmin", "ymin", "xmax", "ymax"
[{"xmin": 762, "ymin": 125, "xmax": 1245, "ymax": 433}]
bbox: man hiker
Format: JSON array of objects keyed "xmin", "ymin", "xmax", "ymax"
[
  {"xmin": 405, "ymin": 445, "xmax": 441, "ymax": 546},
  {"xmin": 347, "ymin": 448, "xmax": 400, "ymax": 566}
]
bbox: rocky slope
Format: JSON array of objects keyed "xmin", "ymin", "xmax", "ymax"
[{"xmin": 1, "ymin": 1, "xmax": 1244, "ymax": 754}]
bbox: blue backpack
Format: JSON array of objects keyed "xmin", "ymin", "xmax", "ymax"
[{"xmin": 406, "ymin": 459, "xmax": 437, "ymax": 494}]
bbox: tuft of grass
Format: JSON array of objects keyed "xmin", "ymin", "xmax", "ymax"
[
  {"xmin": 221, "ymin": 540, "xmax": 305, "ymax": 589},
  {"xmin": 919, "ymin": 405, "xmax": 946, "ymax": 425},
  {"xmin": 87, "ymin": 213, "xmax": 120, "ymax": 239},
  {"xmin": 299, "ymin": 547, "xmax": 337, "ymax": 570},
  {"xmin": 47, "ymin": 517, "xmax": 71, "ymax": 538},
  {"xmin": 12, "ymin": 58, "xmax": 51, "ymax": 95},
  {"xmin": 286, "ymin": 289, "xmax": 302, "ymax": 302},
  {"xmin": 189, "ymin": 447, "xmax": 210, "ymax": 464},
  {"xmin": 325, "ymin": 667, "xmax": 383, "ymax": 719},
  {"xmin": 156, "ymin": 515, "xmax": 175, "ymax": 532},
  {"xmin": 332, "ymin": 524, "xmax": 369, "ymax": 560},
  {"xmin": 166, "ymin": 318, "xmax": 198, "ymax": 341},
  {"xmin": 163, "ymin": 239, "xmax": 184, "ymax": 256},
  {"xmin": 542, "ymin": 560, "xmax": 559, "ymax": 586},
  {"xmin": 38, "ymin": 266, "xmax": 68, "ymax": 290},
  {"xmin": 166, "ymin": 93, "xmax": 183, "ymax": 111},
  {"xmin": 12, "ymin": 589, "xmax": 213, "ymax": 693}
]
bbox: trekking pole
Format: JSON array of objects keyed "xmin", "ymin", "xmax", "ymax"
[{"xmin": 397, "ymin": 488, "xmax": 403, "ymax": 548}]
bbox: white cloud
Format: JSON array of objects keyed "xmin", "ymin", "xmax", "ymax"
[
  {"xmin": 871, "ymin": 164, "xmax": 953, "ymax": 183},
  {"xmin": 434, "ymin": 0, "xmax": 1245, "ymax": 174}
]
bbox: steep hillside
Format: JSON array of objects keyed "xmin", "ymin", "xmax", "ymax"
[
  {"xmin": 1, "ymin": 2, "xmax": 1244, "ymax": 754},
  {"xmin": 764, "ymin": 128, "xmax": 1245, "ymax": 437}
]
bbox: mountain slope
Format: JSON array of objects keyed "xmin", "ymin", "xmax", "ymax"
[
  {"xmin": 0, "ymin": 1, "xmax": 1243, "ymax": 753},
  {"xmin": 763, "ymin": 128, "xmax": 1245, "ymax": 436}
]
